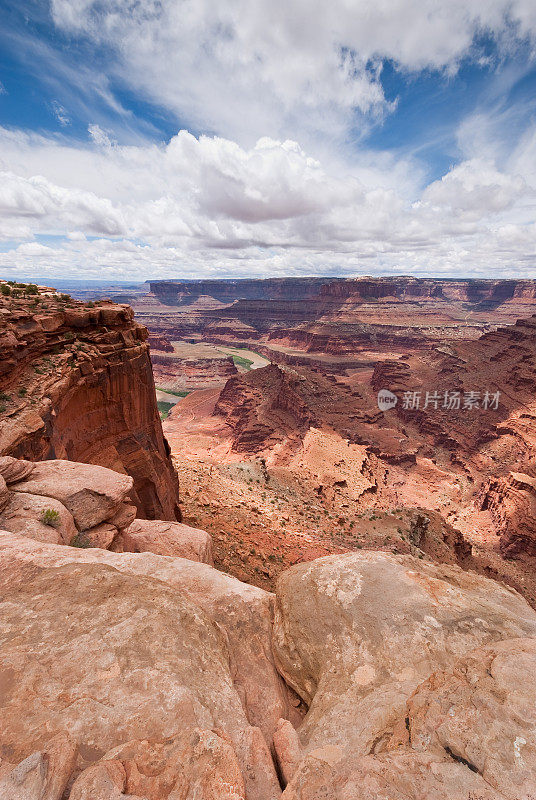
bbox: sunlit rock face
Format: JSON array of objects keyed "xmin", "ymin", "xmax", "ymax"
[{"xmin": 0, "ymin": 293, "xmax": 180, "ymax": 521}]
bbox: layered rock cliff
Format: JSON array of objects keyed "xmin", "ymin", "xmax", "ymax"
[
  {"xmin": 0, "ymin": 289, "xmax": 180, "ymax": 520},
  {"xmin": 136, "ymin": 277, "xmax": 536, "ymax": 368}
]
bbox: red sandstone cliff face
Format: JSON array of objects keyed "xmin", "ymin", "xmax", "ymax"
[
  {"xmin": 135, "ymin": 277, "xmax": 536, "ymax": 365},
  {"xmin": 148, "ymin": 331, "xmax": 174, "ymax": 352},
  {"xmin": 0, "ymin": 292, "xmax": 180, "ymax": 521},
  {"xmin": 151, "ymin": 349, "xmax": 238, "ymax": 391}
]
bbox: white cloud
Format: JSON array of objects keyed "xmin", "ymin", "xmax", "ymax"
[
  {"xmin": 49, "ymin": 0, "xmax": 536, "ymax": 147},
  {"xmin": 0, "ymin": 124, "xmax": 535, "ymax": 280},
  {"xmin": 51, "ymin": 100, "xmax": 71, "ymax": 126}
]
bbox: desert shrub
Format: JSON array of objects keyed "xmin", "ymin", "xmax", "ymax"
[
  {"xmin": 40, "ymin": 508, "xmax": 60, "ymax": 527},
  {"xmin": 26, "ymin": 284, "xmax": 39, "ymax": 295},
  {"xmin": 18, "ymin": 387, "xmax": 27, "ymax": 397},
  {"xmin": 70, "ymin": 533, "xmax": 91, "ymax": 548},
  {"xmin": 0, "ymin": 284, "xmax": 11, "ymax": 296}
]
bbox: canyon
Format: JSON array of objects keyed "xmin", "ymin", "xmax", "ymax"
[{"xmin": 2, "ymin": 277, "xmax": 536, "ymax": 798}]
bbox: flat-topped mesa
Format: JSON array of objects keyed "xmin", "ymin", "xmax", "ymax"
[
  {"xmin": 149, "ymin": 276, "xmax": 536, "ymax": 306},
  {"xmin": 0, "ymin": 289, "xmax": 180, "ymax": 521},
  {"xmin": 139, "ymin": 277, "xmax": 536, "ymax": 364}
]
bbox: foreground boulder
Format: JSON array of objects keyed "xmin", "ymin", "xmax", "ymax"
[
  {"xmin": 121, "ymin": 518, "xmax": 213, "ymax": 565},
  {"xmin": 273, "ymin": 551, "xmax": 536, "ymax": 797},
  {"xmin": 10, "ymin": 459, "xmax": 134, "ymax": 530},
  {"xmin": 2, "ymin": 528, "xmax": 536, "ymax": 799},
  {"xmin": 0, "ymin": 733, "xmax": 77, "ymax": 800},
  {"xmin": 0, "ymin": 492, "xmax": 77, "ymax": 544},
  {"xmin": 392, "ymin": 637, "xmax": 536, "ymax": 798},
  {"xmin": 0, "ymin": 457, "xmax": 217, "ymax": 563},
  {"xmin": 0, "ymin": 531, "xmax": 290, "ymax": 799},
  {"xmin": 69, "ymin": 730, "xmax": 246, "ymax": 800}
]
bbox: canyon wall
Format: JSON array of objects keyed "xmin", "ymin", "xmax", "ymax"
[
  {"xmin": 139, "ymin": 277, "xmax": 536, "ymax": 363},
  {"xmin": 0, "ymin": 292, "xmax": 180, "ymax": 520},
  {"xmin": 149, "ymin": 276, "xmax": 536, "ymax": 306}
]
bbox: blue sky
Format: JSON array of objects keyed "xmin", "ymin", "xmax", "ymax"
[{"xmin": 1, "ymin": 0, "xmax": 536, "ymax": 280}]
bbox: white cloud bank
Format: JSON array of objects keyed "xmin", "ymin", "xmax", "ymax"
[
  {"xmin": 1, "ymin": 0, "xmax": 536, "ymax": 279},
  {"xmin": 0, "ymin": 125, "xmax": 535, "ymax": 279}
]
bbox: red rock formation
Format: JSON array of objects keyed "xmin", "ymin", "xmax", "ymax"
[
  {"xmin": 138, "ymin": 277, "xmax": 536, "ymax": 362},
  {"xmin": 148, "ymin": 331, "xmax": 174, "ymax": 352},
  {"xmin": 480, "ymin": 472, "xmax": 536, "ymax": 558},
  {"xmin": 151, "ymin": 349, "xmax": 238, "ymax": 391},
  {"xmin": 0, "ymin": 292, "xmax": 180, "ymax": 520}
]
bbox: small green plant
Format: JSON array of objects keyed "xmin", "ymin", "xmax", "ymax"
[
  {"xmin": 0, "ymin": 392, "xmax": 10, "ymax": 402},
  {"xmin": 60, "ymin": 293, "xmax": 71, "ymax": 302},
  {"xmin": 0, "ymin": 405, "xmax": 6, "ymax": 413},
  {"xmin": 26, "ymin": 284, "xmax": 39, "ymax": 295},
  {"xmin": 18, "ymin": 387, "xmax": 27, "ymax": 397},
  {"xmin": 70, "ymin": 532, "xmax": 91, "ymax": 548},
  {"xmin": 40, "ymin": 508, "xmax": 60, "ymax": 527},
  {"xmin": 0, "ymin": 284, "xmax": 11, "ymax": 296}
]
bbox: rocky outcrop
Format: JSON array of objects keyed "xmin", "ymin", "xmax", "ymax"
[
  {"xmin": 214, "ymin": 364, "xmax": 315, "ymax": 453},
  {"xmin": 0, "ymin": 534, "xmax": 289, "ymax": 800},
  {"xmin": 480, "ymin": 471, "xmax": 536, "ymax": 558},
  {"xmin": 273, "ymin": 551, "xmax": 536, "ymax": 798},
  {"xmin": 0, "ymin": 292, "xmax": 180, "ymax": 520},
  {"xmin": 0, "ymin": 457, "xmax": 217, "ymax": 563},
  {"xmin": 1, "ymin": 529, "xmax": 536, "ymax": 799},
  {"xmin": 151, "ymin": 349, "xmax": 238, "ymax": 391},
  {"xmin": 148, "ymin": 331, "xmax": 174, "ymax": 352}
]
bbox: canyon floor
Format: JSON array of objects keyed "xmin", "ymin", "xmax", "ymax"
[{"xmin": 140, "ymin": 277, "xmax": 536, "ymax": 606}]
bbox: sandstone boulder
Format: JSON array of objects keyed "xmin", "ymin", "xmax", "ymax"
[
  {"xmin": 70, "ymin": 730, "xmax": 246, "ymax": 800},
  {"xmin": 122, "ymin": 519, "xmax": 213, "ymax": 564},
  {"xmin": 0, "ymin": 532, "xmax": 281, "ymax": 800},
  {"xmin": 273, "ymin": 718, "xmax": 303, "ymax": 787},
  {"xmin": 282, "ymin": 638, "xmax": 536, "ymax": 799},
  {"xmin": 0, "ymin": 733, "xmax": 77, "ymax": 800},
  {"xmin": 273, "ymin": 551, "xmax": 536, "ymax": 795},
  {"xmin": 0, "ymin": 492, "xmax": 77, "ymax": 544},
  {"xmin": 71, "ymin": 522, "xmax": 118, "ymax": 549},
  {"xmin": 392, "ymin": 637, "xmax": 536, "ymax": 798},
  {"xmin": 11, "ymin": 460, "xmax": 134, "ymax": 530},
  {"xmin": 0, "ymin": 474, "xmax": 9, "ymax": 513},
  {"xmin": 281, "ymin": 749, "xmax": 501, "ymax": 800},
  {"xmin": 67, "ymin": 760, "xmax": 132, "ymax": 800},
  {"xmin": 0, "ymin": 531, "xmax": 293, "ymax": 753},
  {"xmin": 0, "ymin": 456, "xmax": 35, "ymax": 485}
]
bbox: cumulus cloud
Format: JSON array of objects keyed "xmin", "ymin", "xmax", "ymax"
[
  {"xmin": 0, "ymin": 124, "xmax": 535, "ymax": 279},
  {"xmin": 1, "ymin": 0, "xmax": 535, "ymax": 280}
]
